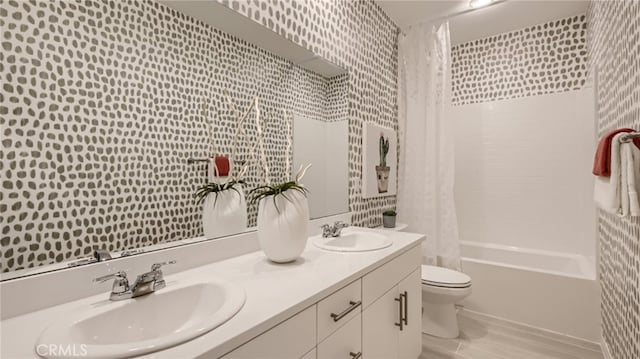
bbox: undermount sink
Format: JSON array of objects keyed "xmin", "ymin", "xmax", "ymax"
[
  {"xmin": 37, "ymin": 278, "xmax": 245, "ymax": 359},
  {"xmin": 313, "ymin": 230, "xmax": 392, "ymax": 252}
]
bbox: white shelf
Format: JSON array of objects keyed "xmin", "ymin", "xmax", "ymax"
[{"xmin": 377, "ymin": 222, "xmax": 408, "ymax": 232}]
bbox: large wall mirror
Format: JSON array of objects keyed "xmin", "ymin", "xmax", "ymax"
[
  {"xmin": 293, "ymin": 115, "xmax": 349, "ymax": 219},
  {"xmin": 0, "ymin": 0, "xmax": 348, "ymax": 279}
]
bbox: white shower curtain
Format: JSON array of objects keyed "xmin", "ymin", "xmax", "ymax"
[{"xmin": 397, "ymin": 21, "xmax": 461, "ymax": 270}]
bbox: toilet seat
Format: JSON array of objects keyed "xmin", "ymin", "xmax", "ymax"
[{"xmin": 421, "ymin": 265, "xmax": 471, "ymax": 289}]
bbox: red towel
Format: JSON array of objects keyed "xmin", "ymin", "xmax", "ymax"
[
  {"xmin": 214, "ymin": 156, "xmax": 230, "ymax": 177},
  {"xmin": 593, "ymin": 128, "xmax": 640, "ymax": 176}
]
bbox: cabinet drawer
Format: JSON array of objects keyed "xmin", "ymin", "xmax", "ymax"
[
  {"xmin": 222, "ymin": 305, "xmax": 316, "ymax": 359},
  {"xmin": 317, "ymin": 313, "xmax": 362, "ymax": 359},
  {"xmin": 317, "ymin": 279, "xmax": 362, "ymax": 342},
  {"xmin": 362, "ymin": 245, "xmax": 421, "ymax": 308}
]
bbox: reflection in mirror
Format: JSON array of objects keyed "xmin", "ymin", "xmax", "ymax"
[
  {"xmin": 293, "ymin": 115, "xmax": 349, "ymax": 219},
  {"xmin": 0, "ymin": 0, "xmax": 348, "ymax": 280}
]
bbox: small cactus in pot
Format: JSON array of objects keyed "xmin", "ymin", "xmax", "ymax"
[
  {"xmin": 379, "ymin": 134, "xmax": 390, "ymax": 167},
  {"xmin": 375, "ymin": 134, "xmax": 391, "ymax": 193}
]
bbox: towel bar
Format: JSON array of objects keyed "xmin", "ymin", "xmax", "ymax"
[
  {"xmin": 187, "ymin": 157, "xmax": 246, "ymax": 165},
  {"xmin": 187, "ymin": 158, "xmax": 210, "ymax": 164}
]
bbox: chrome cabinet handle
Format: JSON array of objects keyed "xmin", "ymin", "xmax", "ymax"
[
  {"xmin": 401, "ymin": 291, "xmax": 408, "ymax": 326},
  {"xmin": 330, "ymin": 300, "xmax": 361, "ymax": 322},
  {"xmin": 395, "ymin": 295, "xmax": 404, "ymax": 331},
  {"xmin": 349, "ymin": 352, "xmax": 362, "ymax": 359}
]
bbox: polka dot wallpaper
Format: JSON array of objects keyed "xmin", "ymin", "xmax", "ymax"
[
  {"xmin": 0, "ymin": 0, "xmax": 362, "ymax": 272},
  {"xmin": 451, "ymin": 14, "xmax": 588, "ymax": 106},
  {"xmin": 215, "ymin": 0, "xmax": 400, "ymax": 229},
  {"xmin": 588, "ymin": 1, "xmax": 640, "ymax": 358}
]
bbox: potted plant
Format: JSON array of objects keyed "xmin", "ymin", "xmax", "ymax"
[
  {"xmin": 249, "ymin": 99, "xmax": 311, "ymax": 263},
  {"xmin": 376, "ymin": 133, "xmax": 391, "ymax": 193},
  {"xmin": 382, "ymin": 209, "xmax": 397, "ymax": 228},
  {"xmin": 194, "ymin": 92, "xmax": 253, "ymax": 239},
  {"xmin": 194, "ymin": 163, "xmax": 248, "ymax": 239},
  {"xmin": 250, "ymin": 166, "xmax": 311, "ymax": 263}
]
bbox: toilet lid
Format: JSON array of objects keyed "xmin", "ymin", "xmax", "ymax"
[{"xmin": 421, "ymin": 265, "xmax": 471, "ymax": 288}]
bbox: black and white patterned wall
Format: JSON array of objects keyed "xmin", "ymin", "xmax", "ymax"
[
  {"xmin": 451, "ymin": 14, "xmax": 588, "ymax": 106},
  {"xmin": 216, "ymin": 0, "xmax": 400, "ymax": 228},
  {"xmin": 588, "ymin": 1, "xmax": 640, "ymax": 358},
  {"xmin": 0, "ymin": 0, "xmax": 352, "ymax": 272}
]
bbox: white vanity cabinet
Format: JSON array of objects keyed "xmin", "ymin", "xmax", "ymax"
[
  {"xmin": 317, "ymin": 313, "xmax": 362, "ymax": 359},
  {"xmin": 220, "ymin": 245, "xmax": 421, "ymax": 359},
  {"xmin": 317, "ymin": 279, "xmax": 362, "ymax": 342},
  {"xmin": 316, "ymin": 278, "xmax": 363, "ymax": 359},
  {"xmin": 362, "ymin": 246, "xmax": 422, "ymax": 359},
  {"xmin": 220, "ymin": 305, "xmax": 317, "ymax": 359},
  {"xmin": 397, "ymin": 269, "xmax": 422, "ymax": 359}
]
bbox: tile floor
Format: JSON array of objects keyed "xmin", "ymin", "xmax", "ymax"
[{"xmin": 420, "ymin": 310, "xmax": 604, "ymax": 359}]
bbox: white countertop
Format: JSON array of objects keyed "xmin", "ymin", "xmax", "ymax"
[
  {"xmin": 0, "ymin": 228, "xmax": 424, "ymax": 359},
  {"xmin": 376, "ymin": 222, "xmax": 409, "ymax": 232}
]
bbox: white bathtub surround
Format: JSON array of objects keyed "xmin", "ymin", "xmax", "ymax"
[
  {"xmin": 202, "ymin": 184, "xmax": 248, "ymax": 239},
  {"xmin": 459, "ymin": 241, "xmax": 600, "ymax": 342},
  {"xmin": 452, "ymin": 88, "xmax": 596, "ymax": 258},
  {"xmin": 450, "ymin": 86, "xmax": 599, "ymax": 341},
  {"xmin": 398, "ymin": 20, "xmax": 461, "ymax": 270},
  {"xmin": 421, "ymin": 265, "xmax": 472, "ymax": 338},
  {"xmin": 1, "ymin": 227, "xmax": 424, "ymax": 358}
]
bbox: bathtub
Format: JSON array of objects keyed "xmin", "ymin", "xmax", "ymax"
[{"xmin": 459, "ymin": 241, "xmax": 601, "ymax": 343}]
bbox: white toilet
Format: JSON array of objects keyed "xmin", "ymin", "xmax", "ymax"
[{"xmin": 421, "ymin": 265, "xmax": 472, "ymax": 338}]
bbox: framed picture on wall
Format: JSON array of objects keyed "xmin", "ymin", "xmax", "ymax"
[{"xmin": 362, "ymin": 123, "xmax": 397, "ymax": 198}]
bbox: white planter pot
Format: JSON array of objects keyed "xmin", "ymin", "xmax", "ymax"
[
  {"xmin": 202, "ymin": 184, "xmax": 247, "ymax": 239},
  {"xmin": 257, "ymin": 189, "xmax": 310, "ymax": 263}
]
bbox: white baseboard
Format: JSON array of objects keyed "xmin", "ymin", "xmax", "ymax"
[
  {"xmin": 601, "ymin": 335, "xmax": 613, "ymax": 359},
  {"xmin": 460, "ymin": 308, "xmax": 603, "ymax": 353}
]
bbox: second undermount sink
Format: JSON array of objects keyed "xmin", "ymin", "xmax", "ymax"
[
  {"xmin": 313, "ymin": 229, "xmax": 393, "ymax": 252},
  {"xmin": 37, "ymin": 278, "xmax": 245, "ymax": 359}
]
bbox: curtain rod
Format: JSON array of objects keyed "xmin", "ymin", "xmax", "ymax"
[{"xmin": 397, "ymin": 0, "xmax": 507, "ymax": 37}]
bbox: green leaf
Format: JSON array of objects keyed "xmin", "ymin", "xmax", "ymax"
[
  {"xmin": 194, "ymin": 179, "xmax": 244, "ymax": 206},
  {"xmin": 248, "ymin": 180, "xmax": 308, "ymax": 214}
]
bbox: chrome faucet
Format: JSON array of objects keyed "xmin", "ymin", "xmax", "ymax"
[
  {"xmin": 94, "ymin": 260, "xmax": 176, "ymax": 301},
  {"xmin": 321, "ymin": 221, "xmax": 350, "ymax": 238}
]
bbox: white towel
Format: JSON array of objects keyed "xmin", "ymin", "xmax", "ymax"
[
  {"xmin": 620, "ymin": 141, "xmax": 640, "ymax": 216},
  {"xmin": 594, "ymin": 133, "xmax": 625, "ymax": 214}
]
